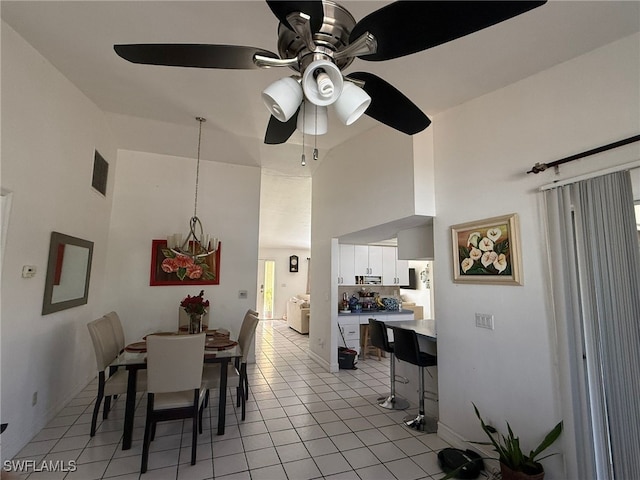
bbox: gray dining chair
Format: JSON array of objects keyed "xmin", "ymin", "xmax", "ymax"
[
  {"xmin": 202, "ymin": 310, "xmax": 258, "ymax": 420},
  {"xmin": 104, "ymin": 311, "xmax": 125, "ymax": 354},
  {"xmin": 87, "ymin": 316, "xmax": 146, "ymax": 436},
  {"xmin": 141, "ymin": 332, "xmax": 206, "ymax": 473}
]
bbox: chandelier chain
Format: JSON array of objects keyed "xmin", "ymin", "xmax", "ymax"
[{"xmin": 194, "ymin": 117, "xmax": 206, "ymax": 218}]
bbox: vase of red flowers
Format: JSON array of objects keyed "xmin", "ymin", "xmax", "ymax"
[{"xmin": 180, "ymin": 290, "xmax": 209, "ymax": 334}]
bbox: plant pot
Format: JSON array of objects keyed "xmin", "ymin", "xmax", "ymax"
[{"xmin": 500, "ymin": 463, "xmax": 545, "ymax": 480}]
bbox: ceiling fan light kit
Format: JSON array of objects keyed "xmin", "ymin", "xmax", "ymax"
[
  {"xmin": 334, "ymin": 81, "xmax": 371, "ymax": 126},
  {"xmin": 262, "ymin": 76, "xmax": 303, "ymax": 122},
  {"xmin": 301, "ymin": 59, "xmax": 343, "ymax": 106},
  {"xmin": 297, "ymin": 102, "xmax": 328, "ymax": 135},
  {"xmin": 114, "ymin": 0, "xmax": 547, "ymax": 148}
]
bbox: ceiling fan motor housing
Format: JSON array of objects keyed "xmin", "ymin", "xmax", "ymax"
[{"xmin": 276, "ymin": 0, "xmax": 357, "ymax": 73}]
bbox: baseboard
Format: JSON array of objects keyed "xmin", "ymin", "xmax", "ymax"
[
  {"xmin": 437, "ymin": 421, "xmax": 500, "ymax": 473},
  {"xmin": 308, "ymin": 349, "xmax": 337, "ymax": 372},
  {"xmin": 1, "ymin": 373, "xmax": 95, "ymax": 462}
]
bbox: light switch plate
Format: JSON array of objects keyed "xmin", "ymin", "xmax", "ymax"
[{"xmin": 475, "ymin": 313, "xmax": 494, "ymax": 330}]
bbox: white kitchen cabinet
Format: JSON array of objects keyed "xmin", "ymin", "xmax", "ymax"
[
  {"xmin": 338, "ymin": 244, "xmax": 355, "ymax": 285},
  {"xmin": 354, "ymin": 245, "xmax": 383, "ymax": 276},
  {"xmin": 338, "ymin": 317, "xmax": 360, "ymax": 354},
  {"xmin": 382, "ymin": 246, "xmax": 410, "ymax": 286}
]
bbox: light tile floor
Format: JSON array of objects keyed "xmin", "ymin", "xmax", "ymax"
[{"xmin": 9, "ymin": 320, "xmax": 449, "ymax": 480}]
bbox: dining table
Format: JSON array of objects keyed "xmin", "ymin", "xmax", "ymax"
[{"xmin": 110, "ymin": 331, "xmax": 242, "ymax": 450}]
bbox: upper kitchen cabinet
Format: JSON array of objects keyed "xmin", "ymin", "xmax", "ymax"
[
  {"xmin": 338, "ymin": 244, "xmax": 355, "ymax": 285},
  {"xmin": 354, "ymin": 245, "xmax": 383, "ymax": 276},
  {"xmin": 382, "ymin": 246, "xmax": 410, "ymax": 286}
]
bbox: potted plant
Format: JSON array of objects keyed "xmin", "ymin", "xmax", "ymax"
[{"xmin": 472, "ymin": 403, "xmax": 563, "ymax": 480}]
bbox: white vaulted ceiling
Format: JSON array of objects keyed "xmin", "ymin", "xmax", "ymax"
[{"xmin": 2, "ymin": 1, "xmax": 639, "ymax": 249}]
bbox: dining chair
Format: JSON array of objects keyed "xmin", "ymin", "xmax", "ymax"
[
  {"xmin": 141, "ymin": 332, "xmax": 207, "ymax": 473},
  {"xmin": 202, "ymin": 311, "xmax": 258, "ymax": 420},
  {"xmin": 104, "ymin": 311, "xmax": 125, "ymax": 354},
  {"xmin": 87, "ymin": 316, "xmax": 146, "ymax": 437},
  {"xmin": 235, "ymin": 311, "xmax": 259, "ymax": 411}
]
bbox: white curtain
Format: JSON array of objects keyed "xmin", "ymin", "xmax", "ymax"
[{"xmin": 545, "ymin": 170, "xmax": 640, "ymax": 480}]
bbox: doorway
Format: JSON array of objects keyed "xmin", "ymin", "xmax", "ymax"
[{"xmin": 257, "ymin": 259, "xmax": 275, "ymax": 319}]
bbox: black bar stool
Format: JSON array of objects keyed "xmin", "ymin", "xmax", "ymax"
[
  {"xmin": 368, "ymin": 319, "xmax": 409, "ymax": 410},
  {"xmin": 390, "ymin": 325, "xmax": 437, "ymax": 432}
]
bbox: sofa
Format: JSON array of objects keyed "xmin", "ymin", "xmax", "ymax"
[{"xmin": 286, "ymin": 294, "xmax": 310, "ymax": 334}]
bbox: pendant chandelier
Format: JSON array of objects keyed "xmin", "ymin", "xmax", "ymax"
[{"xmin": 166, "ymin": 116, "xmax": 218, "ymax": 259}]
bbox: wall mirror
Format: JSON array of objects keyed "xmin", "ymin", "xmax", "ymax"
[{"xmin": 42, "ymin": 232, "xmax": 94, "ymax": 315}]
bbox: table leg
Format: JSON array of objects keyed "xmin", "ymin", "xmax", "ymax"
[
  {"xmin": 122, "ymin": 368, "xmax": 137, "ymax": 450},
  {"xmin": 217, "ymin": 359, "xmax": 228, "ymax": 435}
]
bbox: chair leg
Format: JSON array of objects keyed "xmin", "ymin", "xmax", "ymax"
[
  {"xmin": 191, "ymin": 391, "xmax": 199, "ymax": 466},
  {"xmin": 243, "ymin": 364, "xmax": 249, "ymax": 401},
  {"xmin": 141, "ymin": 394, "xmax": 154, "ymax": 474},
  {"xmin": 90, "ymin": 373, "xmax": 106, "ymax": 436},
  {"xmin": 103, "ymin": 396, "xmax": 112, "ymax": 420},
  {"xmin": 204, "ymin": 389, "xmax": 209, "ymax": 408},
  {"xmin": 377, "ymin": 353, "xmax": 409, "ymax": 410},
  {"xmin": 403, "ymin": 366, "xmax": 436, "ymax": 433},
  {"xmin": 239, "ymin": 372, "xmax": 246, "ymax": 421}
]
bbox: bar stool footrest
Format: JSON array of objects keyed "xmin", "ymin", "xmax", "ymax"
[
  {"xmin": 377, "ymin": 395, "xmax": 409, "ymax": 410},
  {"xmin": 403, "ymin": 413, "xmax": 438, "ymax": 433}
]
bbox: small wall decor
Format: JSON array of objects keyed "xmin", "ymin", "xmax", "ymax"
[
  {"xmin": 91, "ymin": 150, "xmax": 108, "ymax": 196},
  {"xmin": 451, "ymin": 213, "xmax": 523, "ymax": 285},
  {"xmin": 150, "ymin": 239, "xmax": 221, "ymax": 286},
  {"xmin": 289, "ymin": 255, "xmax": 299, "ymax": 272},
  {"xmin": 42, "ymin": 232, "xmax": 94, "ymax": 314}
]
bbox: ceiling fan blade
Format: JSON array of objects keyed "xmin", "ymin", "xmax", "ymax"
[
  {"xmin": 266, "ymin": 0, "xmax": 324, "ymax": 32},
  {"xmin": 264, "ymin": 111, "xmax": 299, "ymax": 145},
  {"xmin": 114, "ymin": 44, "xmax": 278, "ymax": 69},
  {"xmin": 347, "ymin": 72, "xmax": 431, "ymax": 135},
  {"xmin": 350, "ymin": 1, "xmax": 546, "ymax": 62}
]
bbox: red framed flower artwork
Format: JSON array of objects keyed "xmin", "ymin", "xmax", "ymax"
[{"xmin": 150, "ymin": 239, "xmax": 221, "ymax": 286}]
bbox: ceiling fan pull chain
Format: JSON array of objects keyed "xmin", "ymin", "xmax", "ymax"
[
  {"xmin": 301, "ymin": 102, "xmax": 306, "ymax": 167},
  {"xmin": 313, "ymin": 104, "xmax": 318, "ymax": 161}
]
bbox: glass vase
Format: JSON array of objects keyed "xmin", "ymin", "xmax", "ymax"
[{"xmin": 188, "ymin": 313, "xmax": 203, "ymax": 334}]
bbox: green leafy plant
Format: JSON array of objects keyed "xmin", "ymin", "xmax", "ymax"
[{"xmin": 473, "ymin": 403, "xmax": 563, "ymax": 475}]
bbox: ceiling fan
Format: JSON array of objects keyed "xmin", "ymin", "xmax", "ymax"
[{"xmin": 114, "ymin": 0, "xmax": 546, "ymax": 145}]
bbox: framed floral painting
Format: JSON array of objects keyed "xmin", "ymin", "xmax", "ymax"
[
  {"xmin": 451, "ymin": 213, "xmax": 523, "ymax": 285},
  {"xmin": 150, "ymin": 239, "xmax": 221, "ymax": 286}
]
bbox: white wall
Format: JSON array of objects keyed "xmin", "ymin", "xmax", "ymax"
[
  {"xmin": 258, "ymin": 248, "xmax": 310, "ymax": 319},
  {"xmin": 1, "ymin": 22, "xmax": 118, "ymax": 460},
  {"xmin": 433, "ymin": 33, "xmax": 640, "ymax": 479},
  {"xmin": 0, "ymin": 21, "xmax": 262, "ymax": 460},
  {"xmin": 101, "ymin": 150, "xmax": 261, "ymax": 342},
  {"xmin": 310, "ymin": 126, "xmax": 432, "ymax": 370}
]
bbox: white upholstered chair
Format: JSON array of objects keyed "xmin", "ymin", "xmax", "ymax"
[
  {"xmin": 87, "ymin": 316, "xmax": 146, "ymax": 436},
  {"xmin": 104, "ymin": 311, "xmax": 125, "ymax": 353},
  {"xmin": 202, "ymin": 310, "xmax": 258, "ymax": 420},
  {"xmin": 141, "ymin": 332, "xmax": 206, "ymax": 473}
]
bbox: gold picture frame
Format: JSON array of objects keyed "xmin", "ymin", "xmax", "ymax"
[{"xmin": 451, "ymin": 213, "xmax": 523, "ymax": 285}]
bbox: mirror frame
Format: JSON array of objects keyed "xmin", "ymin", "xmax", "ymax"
[{"xmin": 42, "ymin": 232, "xmax": 94, "ymax": 315}]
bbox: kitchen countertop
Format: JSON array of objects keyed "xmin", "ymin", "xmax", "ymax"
[{"xmin": 338, "ymin": 309, "xmax": 415, "ymax": 316}]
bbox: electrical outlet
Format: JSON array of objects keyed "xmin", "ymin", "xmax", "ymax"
[
  {"xmin": 32, "ymin": 391, "xmax": 38, "ymax": 406},
  {"xmin": 475, "ymin": 313, "xmax": 494, "ymax": 330}
]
